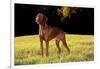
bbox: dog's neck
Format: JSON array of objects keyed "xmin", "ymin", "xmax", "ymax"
[{"xmin": 39, "ymin": 22, "xmax": 48, "ymax": 30}]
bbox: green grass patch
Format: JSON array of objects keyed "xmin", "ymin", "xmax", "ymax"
[{"xmin": 14, "ymin": 34, "xmax": 94, "ymax": 65}]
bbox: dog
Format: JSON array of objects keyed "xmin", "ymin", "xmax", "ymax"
[{"xmin": 35, "ymin": 13, "xmax": 70, "ymax": 56}]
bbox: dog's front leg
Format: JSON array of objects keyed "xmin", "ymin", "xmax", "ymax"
[
  {"xmin": 40, "ymin": 37, "xmax": 43, "ymax": 56},
  {"xmin": 45, "ymin": 41, "xmax": 49, "ymax": 57}
]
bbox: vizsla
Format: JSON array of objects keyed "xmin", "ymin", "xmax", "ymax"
[{"xmin": 35, "ymin": 13, "xmax": 70, "ymax": 56}]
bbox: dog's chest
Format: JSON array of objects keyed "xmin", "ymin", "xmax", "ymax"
[
  {"xmin": 39, "ymin": 29, "xmax": 47, "ymax": 36},
  {"xmin": 39, "ymin": 26, "xmax": 49, "ymax": 39}
]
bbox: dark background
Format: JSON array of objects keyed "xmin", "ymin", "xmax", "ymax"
[{"xmin": 15, "ymin": 3, "xmax": 94, "ymax": 37}]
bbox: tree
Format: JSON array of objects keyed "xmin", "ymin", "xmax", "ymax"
[{"xmin": 57, "ymin": 7, "xmax": 79, "ymax": 22}]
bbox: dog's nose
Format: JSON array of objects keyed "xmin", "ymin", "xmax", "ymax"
[{"xmin": 35, "ymin": 17, "xmax": 40, "ymax": 24}]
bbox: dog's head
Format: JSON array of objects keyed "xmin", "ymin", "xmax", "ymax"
[{"xmin": 35, "ymin": 13, "xmax": 48, "ymax": 25}]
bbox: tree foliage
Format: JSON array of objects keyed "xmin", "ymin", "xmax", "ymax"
[{"xmin": 57, "ymin": 7, "xmax": 79, "ymax": 22}]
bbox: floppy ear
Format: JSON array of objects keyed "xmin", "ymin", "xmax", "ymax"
[{"xmin": 42, "ymin": 15, "xmax": 48, "ymax": 23}]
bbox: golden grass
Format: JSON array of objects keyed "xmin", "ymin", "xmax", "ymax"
[{"xmin": 14, "ymin": 34, "xmax": 94, "ymax": 65}]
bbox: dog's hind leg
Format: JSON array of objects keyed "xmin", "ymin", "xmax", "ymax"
[
  {"xmin": 61, "ymin": 35, "xmax": 70, "ymax": 53},
  {"xmin": 55, "ymin": 40, "xmax": 61, "ymax": 54}
]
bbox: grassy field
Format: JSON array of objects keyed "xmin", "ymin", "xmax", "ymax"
[{"xmin": 14, "ymin": 34, "xmax": 94, "ymax": 65}]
